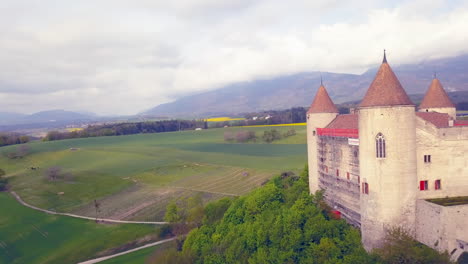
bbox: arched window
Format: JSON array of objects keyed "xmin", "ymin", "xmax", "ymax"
[{"xmin": 376, "ymin": 133, "xmax": 386, "ymax": 158}]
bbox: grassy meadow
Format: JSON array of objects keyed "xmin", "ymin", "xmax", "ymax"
[
  {"xmin": 0, "ymin": 126, "xmax": 306, "ymax": 221},
  {"xmin": 0, "ymin": 192, "xmax": 157, "ymax": 264}
]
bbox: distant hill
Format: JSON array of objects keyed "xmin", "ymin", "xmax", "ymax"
[
  {"xmin": 23, "ymin": 110, "xmax": 93, "ymax": 123},
  {"xmin": 143, "ymin": 54, "xmax": 468, "ymax": 117},
  {"xmin": 0, "ymin": 112, "xmax": 27, "ymax": 124},
  {"xmin": 0, "ymin": 110, "xmax": 96, "ymax": 131}
]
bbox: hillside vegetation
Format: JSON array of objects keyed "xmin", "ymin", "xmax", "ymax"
[{"xmin": 150, "ymin": 168, "xmax": 452, "ymax": 264}]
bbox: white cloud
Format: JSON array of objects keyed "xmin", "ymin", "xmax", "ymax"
[{"xmin": 0, "ymin": 0, "xmax": 467, "ymax": 115}]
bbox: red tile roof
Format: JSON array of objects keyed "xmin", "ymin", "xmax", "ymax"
[
  {"xmin": 360, "ymin": 59, "xmax": 413, "ymax": 107},
  {"xmin": 455, "ymin": 120, "xmax": 468, "ymax": 126},
  {"xmin": 326, "ymin": 114, "xmax": 358, "ymax": 129},
  {"xmin": 416, "ymin": 112, "xmax": 450, "ymax": 128},
  {"xmin": 419, "ymin": 78, "xmax": 456, "ymax": 109},
  {"xmin": 307, "ymin": 85, "xmax": 339, "ymax": 114}
]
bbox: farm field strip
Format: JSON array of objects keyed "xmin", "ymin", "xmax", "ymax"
[
  {"xmin": 172, "ymin": 167, "xmax": 247, "ymax": 189},
  {"xmin": 202, "ymin": 173, "xmax": 272, "ymax": 195},
  {"xmin": 210, "ymin": 172, "xmax": 273, "ymax": 195},
  {"xmin": 191, "ymin": 171, "xmax": 271, "ymax": 193}
]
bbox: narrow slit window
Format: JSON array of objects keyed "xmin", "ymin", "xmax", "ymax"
[
  {"xmin": 435, "ymin": 180, "xmax": 441, "ymax": 190},
  {"xmin": 362, "ymin": 182, "xmax": 369, "ymax": 194},
  {"xmin": 376, "ymin": 133, "xmax": 386, "ymax": 158},
  {"xmin": 424, "ymin": 155, "xmax": 432, "ymax": 163}
]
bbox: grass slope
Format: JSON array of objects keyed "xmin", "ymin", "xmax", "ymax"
[
  {"xmin": 0, "ymin": 193, "xmax": 156, "ymax": 264},
  {"xmin": 0, "ymin": 126, "xmax": 306, "ymax": 221}
]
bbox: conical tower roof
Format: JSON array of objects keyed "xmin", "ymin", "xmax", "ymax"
[
  {"xmin": 359, "ymin": 52, "xmax": 413, "ymax": 107},
  {"xmin": 307, "ymin": 84, "xmax": 339, "ymax": 114},
  {"xmin": 419, "ymin": 78, "xmax": 455, "ymax": 108}
]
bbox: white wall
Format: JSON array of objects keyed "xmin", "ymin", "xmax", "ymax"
[{"xmin": 416, "ymin": 200, "xmax": 468, "ymax": 260}]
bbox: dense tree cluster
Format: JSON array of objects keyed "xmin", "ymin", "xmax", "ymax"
[
  {"xmin": 43, "ymin": 120, "xmax": 208, "ymax": 141},
  {"xmin": 0, "ymin": 133, "xmax": 30, "ymax": 147},
  {"xmin": 153, "ymin": 166, "xmax": 453, "ymax": 264},
  {"xmin": 224, "ymin": 129, "xmax": 296, "ymax": 143},
  {"xmin": 154, "ymin": 168, "xmax": 373, "ymax": 263}
]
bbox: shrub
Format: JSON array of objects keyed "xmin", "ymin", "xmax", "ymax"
[
  {"xmin": 373, "ymin": 227, "xmax": 453, "ymax": 264},
  {"xmin": 0, "ymin": 175, "xmax": 8, "ymax": 191}
]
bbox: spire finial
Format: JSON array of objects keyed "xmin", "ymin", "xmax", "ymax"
[
  {"xmin": 383, "ymin": 49, "xmax": 387, "ymax": 63},
  {"xmin": 434, "ymin": 71, "xmax": 437, "ymax": 79},
  {"xmin": 320, "ymin": 74, "xmax": 323, "ymax": 86}
]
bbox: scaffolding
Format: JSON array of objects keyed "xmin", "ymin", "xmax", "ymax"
[{"xmin": 316, "ymin": 132, "xmax": 361, "ymax": 226}]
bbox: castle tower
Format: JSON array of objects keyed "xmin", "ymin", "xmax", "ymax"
[
  {"xmin": 306, "ymin": 82, "xmax": 339, "ymax": 193},
  {"xmin": 358, "ymin": 52, "xmax": 417, "ymax": 250},
  {"xmin": 419, "ymin": 77, "xmax": 457, "ymax": 119}
]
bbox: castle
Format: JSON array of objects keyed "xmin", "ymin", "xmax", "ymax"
[{"xmin": 306, "ymin": 52, "xmax": 468, "ymax": 260}]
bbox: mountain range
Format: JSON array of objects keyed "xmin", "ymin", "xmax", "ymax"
[
  {"xmin": 0, "ymin": 110, "xmax": 96, "ymax": 125},
  {"xmin": 143, "ymin": 54, "xmax": 468, "ymax": 117}
]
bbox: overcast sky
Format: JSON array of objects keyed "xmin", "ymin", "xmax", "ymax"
[{"xmin": 1, "ymin": 0, "xmax": 468, "ymax": 115}]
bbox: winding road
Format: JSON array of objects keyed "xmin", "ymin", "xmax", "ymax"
[
  {"xmin": 10, "ymin": 191, "xmax": 168, "ymax": 225},
  {"xmin": 10, "ymin": 191, "xmax": 176, "ymax": 263}
]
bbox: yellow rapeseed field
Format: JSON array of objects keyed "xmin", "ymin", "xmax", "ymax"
[
  {"xmin": 66, "ymin": 127, "xmax": 84, "ymax": 132},
  {"xmin": 206, "ymin": 117, "xmax": 246, "ymax": 122}
]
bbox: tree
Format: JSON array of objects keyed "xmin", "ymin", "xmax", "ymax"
[
  {"xmin": 0, "ymin": 169, "xmax": 8, "ymax": 191},
  {"xmin": 16, "ymin": 144, "xmax": 30, "ymax": 158},
  {"xmin": 45, "ymin": 167, "xmax": 62, "ymax": 181},
  {"xmin": 94, "ymin": 199, "xmax": 101, "ymax": 222},
  {"xmin": 164, "ymin": 201, "xmax": 181, "ymax": 223},
  {"xmin": 0, "ymin": 173, "xmax": 8, "ymax": 191}
]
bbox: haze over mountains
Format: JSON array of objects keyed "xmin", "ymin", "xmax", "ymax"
[
  {"xmin": 143, "ymin": 54, "xmax": 468, "ymax": 117},
  {"xmin": 2, "ymin": 54, "xmax": 468, "ymax": 129}
]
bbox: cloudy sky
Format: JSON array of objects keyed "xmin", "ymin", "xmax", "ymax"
[{"xmin": 1, "ymin": 0, "xmax": 468, "ymax": 115}]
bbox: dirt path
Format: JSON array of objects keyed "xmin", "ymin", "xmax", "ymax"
[
  {"xmin": 77, "ymin": 237, "xmax": 177, "ymax": 264},
  {"xmin": 10, "ymin": 191, "xmax": 168, "ymax": 225}
]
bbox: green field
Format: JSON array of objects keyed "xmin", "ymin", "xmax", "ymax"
[
  {"xmin": 0, "ymin": 126, "xmax": 306, "ymax": 221},
  {"xmin": 0, "ymin": 126, "xmax": 306, "ymax": 263},
  {"xmin": 0, "ymin": 193, "xmax": 157, "ymax": 264},
  {"xmin": 99, "ymin": 241, "xmax": 176, "ymax": 264}
]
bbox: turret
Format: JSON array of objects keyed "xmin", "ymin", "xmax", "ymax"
[
  {"xmin": 307, "ymin": 81, "xmax": 339, "ymax": 193},
  {"xmin": 358, "ymin": 51, "xmax": 417, "ymax": 250},
  {"xmin": 419, "ymin": 77, "xmax": 456, "ymax": 119}
]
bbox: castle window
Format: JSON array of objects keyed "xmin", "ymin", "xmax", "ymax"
[
  {"xmin": 336, "ymin": 169, "xmax": 339, "ymax": 177},
  {"xmin": 419, "ymin": 180, "xmax": 428, "ymax": 191},
  {"xmin": 424, "ymin": 155, "xmax": 431, "ymax": 163},
  {"xmin": 375, "ymin": 133, "xmax": 386, "ymax": 158},
  {"xmin": 435, "ymin": 180, "xmax": 441, "ymax": 190},
  {"xmin": 313, "ymin": 131, "xmax": 316, "ymax": 136},
  {"xmin": 346, "ymin": 172, "xmax": 350, "ymax": 180},
  {"xmin": 362, "ymin": 182, "xmax": 369, "ymax": 194}
]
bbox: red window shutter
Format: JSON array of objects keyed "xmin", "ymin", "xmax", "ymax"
[{"xmin": 420, "ymin": 181, "xmax": 426, "ymax": 190}]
